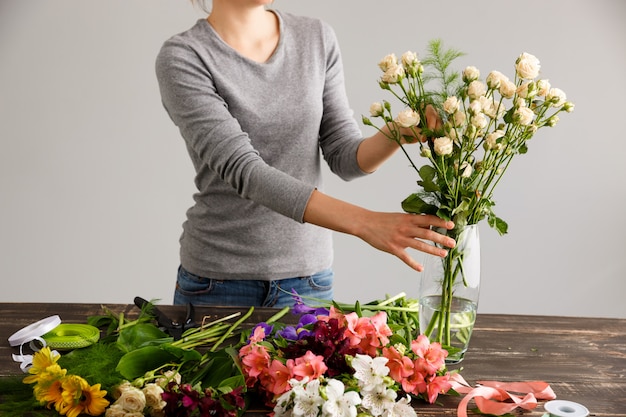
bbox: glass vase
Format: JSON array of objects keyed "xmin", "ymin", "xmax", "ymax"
[{"xmin": 418, "ymin": 224, "xmax": 480, "ymax": 363}]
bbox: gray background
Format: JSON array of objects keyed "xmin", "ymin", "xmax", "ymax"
[{"xmin": 1, "ymin": 0, "xmax": 624, "ymax": 318}]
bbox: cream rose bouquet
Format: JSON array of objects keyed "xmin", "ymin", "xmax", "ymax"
[{"xmin": 363, "ymin": 40, "xmax": 574, "ymax": 358}]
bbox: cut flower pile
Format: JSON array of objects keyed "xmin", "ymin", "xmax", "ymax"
[{"xmin": 2, "ymin": 293, "xmax": 556, "ymax": 417}]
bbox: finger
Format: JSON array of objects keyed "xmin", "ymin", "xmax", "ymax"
[{"xmin": 396, "ymin": 250, "xmax": 424, "ymax": 272}]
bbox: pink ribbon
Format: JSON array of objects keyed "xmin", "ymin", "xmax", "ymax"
[{"xmin": 450, "ymin": 374, "xmax": 556, "ymax": 417}]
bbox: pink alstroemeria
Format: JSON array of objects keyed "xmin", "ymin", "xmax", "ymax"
[
  {"xmin": 382, "ymin": 346, "xmax": 414, "ymax": 381},
  {"xmin": 411, "ymin": 335, "xmax": 447, "ymax": 375},
  {"xmin": 291, "ymin": 350, "xmax": 328, "ymax": 380},
  {"xmin": 425, "ymin": 374, "xmax": 452, "ymax": 404},
  {"xmin": 241, "ymin": 344, "xmax": 271, "ymax": 379},
  {"xmin": 261, "ymin": 359, "xmax": 293, "ymax": 396}
]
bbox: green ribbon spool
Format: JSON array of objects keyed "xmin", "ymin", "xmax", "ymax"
[{"xmin": 42, "ymin": 324, "xmax": 100, "ymax": 350}]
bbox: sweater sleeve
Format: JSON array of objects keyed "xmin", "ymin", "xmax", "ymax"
[{"xmin": 155, "ymin": 37, "xmax": 315, "ymax": 223}]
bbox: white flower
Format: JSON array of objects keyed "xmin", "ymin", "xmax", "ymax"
[
  {"xmin": 381, "ymin": 64, "xmax": 404, "ymax": 84},
  {"xmin": 516, "ymin": 52, "xmax": 541, "ymax": 79},
  {"xmin": 155, "ymin": 370, "xmax": 181, "ymax": 389},
  {"xmin": 468, "ymin": 99, "xmax": 482, "ymax": 115},
  {"xmin": 378, "ymin": 54, "xmax": 398, "ymax": 72},
  {"xmin": 460, "ymin": 161, "xmax": 473, "ymax": 178},
  {"xmin": 468, "ymin": 80, "xmax": 487, "ymax": 100},
  {"xmin": 536, "ymin": 79, "xmax": 551, "ymax": 97},
  {"xmin": 401, "ymin": 51, "xmax": 419, "ymax": 68},
  {"xmin": 546, "ymin": 115, "xmax": 560, "ymax": 127},
  {"xmin": 486, "ymin": 70, "xmax": 506, "ymax": 89},
  {"xmin": 369, "ymin": 102, "xmax": 384, "ymax": 117},
  {"xmin": 394, "ymin": 108, "xmax": 420, "ymax": 128},
  {"xmin": 485, "ymin": 130, "xmax": 505, "ymax": 150},
  {"xmin": 143, "ymin": 383, "xmax": 166, "ymax": 411},
  {"xmin": 351, "ymin": 354, "xmax": 389, "ymax": 393},
  {"xmin": 442, "ymin": 96, "xmax": 460, "ymax": 114},
  {"xmin": 361, "ymin": 386, "xmax": 397, "ymax": 417},
  {"xmin": 462, "ymin": 66, "xmax": 480, "ymax": 82},
  {"xmin": 105, "ymin": 404, "xmax": 127, "ymax": 417},
  {"xmin": 433, "ymin": 137, "xmax": 453, "ymax": 156},
  {"xmin": 382, "ymin": 395, "xmax": 417, "ymax": 417},
  {"xmin": 470, "ymin": 113, "xmax": 488, "ymax": 130},
  {"xmin": 563, "ymin": 101, "xmax": 575, "ymax": 112},
  {"xmin": 453, "ymin": 110, "xmax": 466, "ymax": 127},
  {"xmin": 292, "ymin": 378, "xmax": 324, "ymax": 417},
  {"xmin": 546, "ymin": 87, "xmax": 567, "ymax": 107},
  {"xmin": 321, "ymin": 379, "xmax": 361, "ymax": 417},
  {"xmin": 514, "ymin": 105, "xmax": 535, "ymax": 125},
  {"xmin": 499, "ymin": 79, "xmax": 517, "ymax": 98},
  {"xmin": 516, "ymin": 81, "xmax": 533, "ymax": 99}
]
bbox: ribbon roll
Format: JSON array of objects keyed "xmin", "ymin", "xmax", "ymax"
[
  {"xmin": 42, "ymin": 323, "xmax": 100, "ymax": 350},
  {"xmin": 8, "ymin": 315, "xmax": 62, "ymax": 347},
  {"xmin": 544, "ymin": 400, "xmax": 589, "ymax": 417},
  {"xmin": 11, "ymin": 336, "xmax": 58, "ymax": 373}
]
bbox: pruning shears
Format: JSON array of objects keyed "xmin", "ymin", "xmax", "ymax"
[{"xmin": 133, "ymin": 296, "xmax": 196, "ymax": 340}]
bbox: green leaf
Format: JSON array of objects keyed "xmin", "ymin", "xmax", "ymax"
[
  {"xmin": 116, "ymin": 323, "xmax": 170, "ymax": 353},
  {"xmin": 488, "ymin": 215, "xmax": 509, "ymax": 235},
  {"xmin": 417, "ymin": 165, "xmax": 439, "ymax": 192},
  {"xmin": 402, "ymin": 193, "xmax": 438, "ymax": 215},
  {"xmin": 116, "ymin": 346, "xmax": 179, "ymax": 380}
]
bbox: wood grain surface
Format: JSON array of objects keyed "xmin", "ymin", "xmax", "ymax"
[{"xmin": 1, "ymin": 303, "xmax": 624, "ymax": 416}]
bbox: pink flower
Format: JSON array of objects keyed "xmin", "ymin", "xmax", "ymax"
[
  {"xmin": 344, "ymin": 312, "xmax": 393, "ymax": 355},
  {"xmin": 411, "ymin": 335, "xmax": 448, "ymax": 375},
  {"xmin": 401, "ymin": 365, "xmax": 426, "ymax": 395},
  {"xmin": 425, "ymin": 374, "xmax": 452, "ymax": 404},
  {"xmin": 382, "ymin": 346, "xmax": 414, "ymax": 381},
  {"xmin": 260, "ymin": 359, "xmax": 293, "ymax": 397},
  {"xmin": 291, "ymin": 351, "xmax": 328, "ymax": 380},
  {"xmin": 241, "ymin": 344, "xmax": 271, "ymax": 379},
  {"xmin": 249, "ymin": 325, "xmax": 267, "ymax": 343}
]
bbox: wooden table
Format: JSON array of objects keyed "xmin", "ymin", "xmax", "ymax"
[{"xmin": 1, "ymin": 303, "xmax": 624, "ymax": 416}]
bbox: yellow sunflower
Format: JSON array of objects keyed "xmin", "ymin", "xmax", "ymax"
[
  {"xmin": 57, "ymin": 375, "xmax": 110, "ymax": 417},
  {"xmin": 32, "ymin": 364, "xmax": 66, "ymax": 406},
  {"xmin": 22, "ymin": 346, "xmax": 61, "ymax": 384}
]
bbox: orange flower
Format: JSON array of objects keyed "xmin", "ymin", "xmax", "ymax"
[{"xmin": 57, "ymin": 375, "xmax": 109, "ymax": 417}]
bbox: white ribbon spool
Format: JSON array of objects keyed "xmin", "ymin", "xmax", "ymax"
[
  {"xmin": 544, "ymin": 400, "xmax": 589, "ymax": 417},
  {"xmin": 8, "ymin": 315, "xmax": 62, "ymax": 372}
]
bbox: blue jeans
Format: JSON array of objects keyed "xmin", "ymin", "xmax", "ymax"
[{"xmin": 173, "ymin": 266, "xmax": 334, "ymax": 308}]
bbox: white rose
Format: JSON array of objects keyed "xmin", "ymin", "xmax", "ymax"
[
  {"xmin": 112, "ymin": 381, "xmax": 133, "ymax": 400},
  {"xmin": 401, "ymin": 51, "xmax": 419, "ymax": 68},
  {"xmin": 394, "ymin": 108, "xmax": 420, "ymax": 128},
  {"xmin": 499, "ymin": 79, "xmax": 517, "ymax": 98},
  {"xmin": 117, "ymin": 386, "xmax": 146, "ymax": 412},
  {"xmin": 381, "ymin": 63, "xmax": 404, "ymax": 84},
  {"xmin": 446, "ymin": 124, "xmax": 460, "ymax": 142},
  {"xmin": 516, "ymin": 81, "xmax": 531, "ymax": 99},
  {"xmin": 460, "ymin": 161, "xmax": 473, "ymax": 178},
  {"xmin": 546, "ymin": 87, "xmax": 567, "ymax": 107},
  {"xmin": 486, "ymin": 70, "xmax": 506, "ymax": 89},
  {"xmin": 471, "ymin": 113, "xmax": 488, "ymax": 129},
  {"xmin": 469, "ymin": 100, "xmax": 482, "ymax": 115},
  {"xmin": 453, "ymin": 110, "xmax": 466, "ymax": 126},
  {"xmin": 105, "ymin": 404, "xmax": 127, "ymax": 417},
  {"xmin": 515, "ymin": 52, "xmax": 541, "ymax": 79},
  {"xmin": 484, "ymin": 130, "xmax": 505, "ymax": 150},
  {"xmin": 369, "ymin": 102, "xmax": 384, "ymax": 117},
  {"xmin": 143, "ymin": 383, "xmax": 166, "ymax": 409},
  {"xmin": 433, "ymin": 137, "xmax": 454, "ymax": 156},
  {"xmin": 536, "ymin": 79, "xmax": 551, "ymax": 97},
  {"xmin": 443, "ymin": 96, "xmax": 460, "ymax": 114},
  {"xmin": 514, "ymin": 106, "xmax": 535, "ymax": 125},
  {"xmin": 468, "ymin": 80, "xmax": 487, "ymax": 100},
  {"xmin": 378, "ymin": 53, "xmax": 398, "ymax": 72},
  {"xmin": 546, "ymin": 115, "xmax": 560, "ymax": 127},
  {"xmin": 462, "ymin": 66, "xmax": 480, "ymax": 82}
]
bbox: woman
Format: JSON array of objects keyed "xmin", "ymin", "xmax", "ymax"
[{"xmin": 155, "ymin": 0, "xmax": 455, "ymax": 307}]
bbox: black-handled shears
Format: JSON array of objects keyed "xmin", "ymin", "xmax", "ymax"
[{"xmin": 133, "ymin": 296, "xmax": 196, "ymax": 340}]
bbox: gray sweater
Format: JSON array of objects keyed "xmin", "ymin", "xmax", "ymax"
[{"xmin": 155, "ymin": 10, "xmax": 366, "ymax": 281}]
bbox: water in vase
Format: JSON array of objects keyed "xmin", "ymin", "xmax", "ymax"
[{"xmin": 419, "ymin": 295, "xmax": 477, "ymax": 363}]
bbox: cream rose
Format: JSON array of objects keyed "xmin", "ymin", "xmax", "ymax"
[
  {"xmin": 484, "ymin": 130, "xmax": 505, "ymax": 150},
  {"xmin": 460, "ymin": 161, "xmax": 473, "ymax": 178},
  {"xmin": 463, "ymin": 66, "xmax": 480, "ymax": 82},
  {"xmin": 117, "ymin": 386, "xmax": 146, "ymax": 413},
  {"xmin": 401, "ymin": 51, "xmax": 419, "ymax": 68},
  {"xmin": 536, "ymin": 79, "xmax": 551, "ymax": 97},
  {"xmin": 547, "ymin": 87, "xmax": 567, "ymax": 107},
  {"xmin": 499, "ymin": 79, "xmax": 517, "ymax": 99},
  {"xmin": 471, "ymin": 113, "xmax": 488, "ymax": 130},
  {"xmin": 143, "ymin": 383, "xmax": 166, "ymax": 409},
  {"xmin": 381, "ymin": 64, "xmax": 404, "ymax": 84},
  {"xmin": 515, "ymin": 52, "xmax": 541, "ymax": 79},
  {"xmin": 468, "ymin": 80, "xmax": 487, "ymax": 100},
  {"xmin": 469, "ymin": 99, "xmax": 482, "ymax": 115},
  {"xmin": 105, "ymin": 404, "xmax": 127, "ymax": 417},
  {"xmin": 443, "ymin": 96, "xmax": 460, "ymax": 114},
  {"xmin": 433, "ymin": 137, "xmax": 454, "ymax": 156},
  {"xmin": 378, "ymin": 53, "xmax": 398, "ymax": 72},
  {"xmin": 369, "ymin": 102, "xmax": 384, "ymax": 117},
  {"xmin": 514, "ymin": 106, "xmax": 535, "ymax": 125},
  {"xmin": 453, "ymin": 110, "xmax": 466, "ymax": 126},
  {"xmin": 394, "ymin": 108, "xmax": 420, "ymax": 128},
  {"xmin": 486, "ymin": 70, "xmax": 506, "ymax": 89}
]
